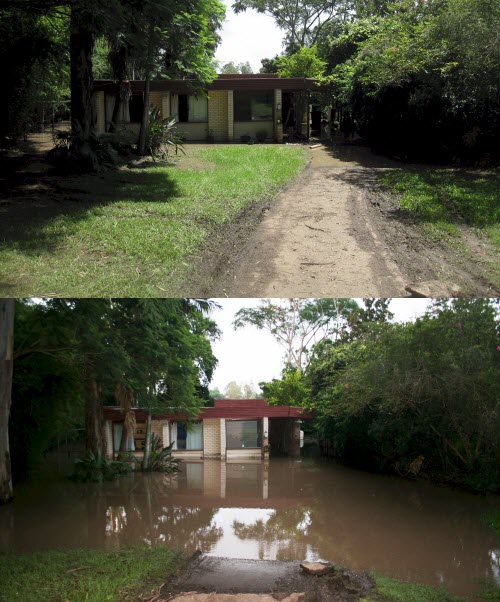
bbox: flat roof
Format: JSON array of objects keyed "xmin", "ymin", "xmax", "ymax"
[
  {"xmin": 93, "ymin": 74, "xmax": 319, "ymax": 94},
  {"xmin": 103, "ymin": 399, "xmax": 314, "ymax": 422}
]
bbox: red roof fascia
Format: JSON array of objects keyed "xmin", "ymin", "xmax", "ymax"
[
  {"xmin": 93, "ymin": 76, "xmax": 319, "ymax": 94},
  {"xmin": 103, "ymin": 405, "xmax": 314, "ymax": 422}
]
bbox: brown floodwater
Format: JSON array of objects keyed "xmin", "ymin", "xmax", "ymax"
[{"xmin": 1, "ymin": 456, "xmax": 498, "ymax": 598}]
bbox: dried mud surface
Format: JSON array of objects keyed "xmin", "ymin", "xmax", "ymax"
[{"xmin": 194, "ymin": 145, "xmax": 499, "ymax": 298}]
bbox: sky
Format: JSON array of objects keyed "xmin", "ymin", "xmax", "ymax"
[
  {"xmin": 209, "ymin": 298, "xmax": 433, "ymax": 392},
  {"xmin": 214, "ymin": 1, "xmax": 284, "ymax": 72}
]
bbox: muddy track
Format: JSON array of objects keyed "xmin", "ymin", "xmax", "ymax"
[
  {"xmin": 161, "ymin": 556, "xmax": 373, "ymax": 602},
  {"xmin": 192, "ymin": 146, "xmax": 499, "ymax": 298}
]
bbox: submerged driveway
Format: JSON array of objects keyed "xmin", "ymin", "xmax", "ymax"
[{"xmin": 204, "ymin": 145, "xmax": 407, "ymax": 297}]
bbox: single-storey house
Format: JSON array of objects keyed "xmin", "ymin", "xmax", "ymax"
[
  {"xmin": 92, "ymin": 74, "xmax": 319, "ymax": 143},
  {"xmin": 103, "ymin": 398, "xmax": 314, "ymax": 461}
]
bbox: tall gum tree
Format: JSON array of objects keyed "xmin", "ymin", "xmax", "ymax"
[{"xmin": 0, "ymin": 299, "xmax": 15, "ymax": 504}]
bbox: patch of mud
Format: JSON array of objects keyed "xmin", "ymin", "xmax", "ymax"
[
  {"xmin": 183, "ymin": 167, "xmax": 314, "ymax": 297},
  {"xmin": 161, "ymin": 557, "xmax": 374, "ymax": 602},
  {"xmin": 188, "ymin": 151, "xmax": 499, "ymax": 297}
]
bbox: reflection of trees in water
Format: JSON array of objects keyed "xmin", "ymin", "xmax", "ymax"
[
  {"xmin": 104, "ymin": 474, "xmax": 222, "ymax": 552},
  {"xmin": 233, "ymin": 506, "xmax": 313, "ymax": 560},
  {"xmin": 231, "ymin": 470, "xmax": 500, "ymax": 593}
]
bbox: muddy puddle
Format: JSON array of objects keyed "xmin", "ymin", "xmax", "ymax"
[{"xmin": 0, "ymin": 456, "xmax": 498, "ymax": 598}]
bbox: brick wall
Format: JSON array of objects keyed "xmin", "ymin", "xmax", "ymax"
[
  {"xmin": 208, "ymin": 90, "xmax": 229, "ymax": 141},
  {"xmin": 227, "ymin": 90, "xmax": 234, "ymax": 141},
  {"xmin": 95, "ymin": 91, "xmax": 106, "ymax": 134},
  {"xmin": 220, "ymin": 418, "xmax": 226, "ymax": 458},
  {"xmin": 151, "ymin": 419, "xmax": 164, "ymax": 446},
  {"xmin": 203, "ymin": 419, "xmax": 221, "ymax": 457},
  {"xmin": 149, "ymin": 91, "xmax": 163, "ymax": 117},
  {"xmin": 162, "ymin": 92, "xmax": 170, "ymax": 118}
]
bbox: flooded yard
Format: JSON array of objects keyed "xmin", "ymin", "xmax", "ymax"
[{"xmin": 0, "ymin": 456, "xmax": 498, "ymax": 598}]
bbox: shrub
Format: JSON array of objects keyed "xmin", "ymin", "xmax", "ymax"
[
  {"xmin": 144, "ymin": 435, "xmax": 180, "ymax": 474},
  {"xmin": 256, "ymin": 129, "xmax": 268, "ymax": 143},
  {"xmin": 70, "ymin": 451, "xmax": 132, "ymax": 483},
  {"xmin": 144, "ymin": 107, "xmax": 185, "ymax": 161}
]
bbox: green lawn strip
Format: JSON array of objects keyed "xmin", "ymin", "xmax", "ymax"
[
  {"xmin": 364, "ymin": 573, "xmax": 464, "ymax": 602},
  {"xmin": 377, "ymin": 168, "xmax": 500, "ymax": 246},
  {"xmin": 0, "ymin": 546, "xmax": 185, "ymax": 602},
  {"xmin": 363, "ymin": 572, "xmax": 500, "ymax": 602},
  {"xmin": 0, "ymin": 145, "xmax": 307, "ymax": 296}
]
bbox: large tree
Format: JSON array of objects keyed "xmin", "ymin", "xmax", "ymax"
[
  {"xmin": 234, "ymin": 298, "xmax": 357, "ymax": 370},
  {"xmin": 1, "ymin": 298, "xmax": 220, "ymax": 499},
  {"xmin": 0, "ymin": 300, "xmax": 15, "ymax": 504},
  {"xmin": 2, "ymin": 0, "xmax": 225, "ymax": 159},
  {"xmin": 307, "ymin": 298, "xmax": 500, "ymax": 491},
  {"xmin": 232, "ymin": 0, "xmax": 350, "ymax": 51}
]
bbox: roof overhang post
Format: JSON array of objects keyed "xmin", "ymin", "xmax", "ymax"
[
  {"xmin": 220, "ymin": 418, "xmax": 226, "ymax": 460},
  {"xmin": 274, "ymin": 89, "xmax": 283, "ymax": 143},
  {"xmin": 162, "ymin": 92, "xmax": 170, "ymax": 119},
  {"xmin": 307, "ymin": 89, "xmax": 311, "ymax": 140},
  {"xmin": 262, "ymin": 417, "xmax": 269, "ymax": 460}
]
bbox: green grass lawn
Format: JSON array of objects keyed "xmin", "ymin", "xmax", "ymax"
[
  {"xmin": 0, "ymin": 546, "xmax": 185, "ymax": 602},
  {"xmin": 365, "ymin": 573, "xmax": 500, "ymax": 602},
  {"xmin": 378, "ymin": 168, "xmax": 500, "ymax": 247},
  {"xmin": 0, "ymin": 145, "xmax": 306, "ymax": 296}
]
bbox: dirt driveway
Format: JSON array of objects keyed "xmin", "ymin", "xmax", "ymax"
[{"xmin": 197, "ymin": 144, "xmax": 498, "ymax": 298}]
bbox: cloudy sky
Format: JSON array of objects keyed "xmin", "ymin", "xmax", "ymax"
[
  {"xmin": 209, "ymin": 298, "xmax": 432, "ymax": 392},
  {"xmin": 214, "ymin": 1, "xmax": 284, "ymax": 72}
]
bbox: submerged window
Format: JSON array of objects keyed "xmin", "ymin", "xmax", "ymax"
[
  {"xmin": 113, "ymin": 423, "xmax": 135, "ymax": 452},
  {"xmin": 226, "ymin": 419, "xmax": 262, "ymax": 448},
  {"xmin": 171, "ymin": 421, "xmax": 203, "ymax": 450},
  {"xmin": 176, "ymin": 94, "xmax": 208, "ymax": 123},
  {"xmin": 234, "ymin": 91, "xmax": 273, "ymax": 121}
]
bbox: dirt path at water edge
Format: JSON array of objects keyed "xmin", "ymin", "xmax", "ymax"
[
  {"xmin": 159, "ymin": 556, "xmax": 373, "ymax": 602},
  {"xmin": 193, "ymin": 144, "xmax": 498, "ymax": 298}
]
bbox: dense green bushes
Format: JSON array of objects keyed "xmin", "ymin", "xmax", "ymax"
[
  {"xmin": 306, "ymin": 299, "xmax": 500, "ymax": 492},
  {"xmin": 319, "ymin": 0, "xmax": 500, "ymax": 164}
]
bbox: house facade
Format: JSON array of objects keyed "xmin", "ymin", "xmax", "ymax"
[
  {"xmin": 103, "ymin": 398, "xmax": 313, "ymax": 461},
  {"xmin": 92, "ymin": 74, "xmax": 318, "ymax": 143}
]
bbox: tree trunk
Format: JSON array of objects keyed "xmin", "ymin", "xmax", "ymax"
[
  {"xmin": 84, "ymin": 358, "xmax": 105, "ymax": 457},
  {"xmin": 138, "ymin": 70, "xmax": 151, "ymax": 156},
  {"xmin": 0, "ymin": 299, "xmax": 15, "ymax": 504},
  {"xmin": 70, "ymin": 1, "xmax": 95, "ymax": 143},
  {"xmin": 138, "ymin": 25, "xmax": 154, "ymax": 156},
  {"xmin": 142, "ymin": 412, "xmax": 152, "ymax": 471}
]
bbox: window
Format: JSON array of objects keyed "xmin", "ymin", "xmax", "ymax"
[
  {"xmin": 226, "ymin": 419, "xmax": 262, "ymax": 449},
  {"xmin": 113, "ymin": 423, "xmax": 135, "ymax": 452},
  {"xmin": 129, "ymin": 94, "xmax": 144, "ymax": 122},
  {"xmin": 171, "ymin": 421, "xmax": 203, "ymax": 450},
  {"xmin": 234, "ymin": 91, "xmax": 273, "ymax": 121},
  {"xmin": 176, "ymin": 94, "xmax": 208, "ymax": 123}
]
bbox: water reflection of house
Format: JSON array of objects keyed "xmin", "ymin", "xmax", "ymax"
[{"xmin": 103, "ymin": 398, "xmax": 313, "ymax": 462}]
